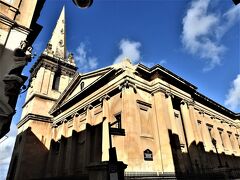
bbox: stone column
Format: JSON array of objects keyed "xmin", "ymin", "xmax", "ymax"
[
  {"xmin": 85, "ymin": 104, "xmax": 93, "ymax": 125},
  {"xmin": 153, "ymin": 90, "xmax": 174, "ymax": 173},
  {"xmin": 188, "ymin": 102, "xmax": 200, "ymax": 144},
  {"xmin": 213, "ymin": 126, "xmax": 224, "ymax": 154},
  {"xmin": 230, "ymin": 125, "xmax": 240, "ymax": 155},
  {"xmin": 101, "ymin": 95, "xmax": 110, "ymax": 161},
  {"xmin": 56, "ymin": 119, "xmax": 67, "ymax": 139},
  {"xmin": 65, "ymin": 114, "xmax": 80, "ymax": 176},
  {"xmin": 196, "ymin": 111, "xmax": 204, "ymax": 143},
  {"xmin": 180, "ymin": 100, "xmax": 195, "ymax": 147},
  {"xmin": 221, "ymin": 122, "xmax": 233, "ymax": 155},
  {"xmin": 165, "ymin": 93, "xmax": 178, "ymax": 135},
  {"xmin": 51, "ymin": 123, "xmax": 58, "ymax": 141},
  {"xmin": 200, "ymin": 117, "xmax": 213, "ymax": 152},
  {"xmin": 45, "ymin": 124, "xmax": 58, "ymax": 176},
  {"xmin": 72, "ymin": 112, "xmax": 79, "ymax": 132},
  {"xmin": 120, "ymin": 80, "xmax": 139, "ymax": 166}
]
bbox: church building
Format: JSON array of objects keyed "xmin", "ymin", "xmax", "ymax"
[{"xmin": 8, "ymin": 7, "xmax": 240, "ymax": 180}]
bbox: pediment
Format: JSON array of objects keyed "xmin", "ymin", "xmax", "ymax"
[
  {"xmin": 49, "ymin": 67, "xmax": 115, "ymax": 114},
  {"xmin": 66, "ymin": 74, "xmax": 103, "ymax": 101}
]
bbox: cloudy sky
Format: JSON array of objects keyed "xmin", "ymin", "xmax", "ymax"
[{"xmin": 1, "ymin": 0, "xmax": 239, "ymax": 179}]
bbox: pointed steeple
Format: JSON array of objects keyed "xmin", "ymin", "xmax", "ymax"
[{"xmin": 44, "ymin": 6, "xmax": 66, "ymax": 59}]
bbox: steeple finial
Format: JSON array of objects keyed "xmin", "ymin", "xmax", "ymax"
[{"xmin": 44, "ymin": 6, "xmax": 66, "ymax": 59}]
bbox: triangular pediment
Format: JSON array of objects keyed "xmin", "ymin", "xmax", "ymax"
[
  {"xmin": 66, "ymin": 73, "xmax": 105, "ymax": 101},
  {"xmin": 49, "ymin": 66, "xmax": 115, "ymax": 114}
]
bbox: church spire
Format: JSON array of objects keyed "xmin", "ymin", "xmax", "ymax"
[{"xmin": 44, "ymin": 6, "xmax": 66, "ymax": 59}]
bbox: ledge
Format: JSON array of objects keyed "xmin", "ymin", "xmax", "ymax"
[{"xmin": 17, "ymin": 113, "xmax": 52, "ymax": 128}]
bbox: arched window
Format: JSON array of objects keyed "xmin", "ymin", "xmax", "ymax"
[
  {"xmin": 52, "ymin": 73, "xmax": 61, "ymax": 91},
  {"xmin": 80, "ymin": 81, "xmax": 84, "ymax": 90}
]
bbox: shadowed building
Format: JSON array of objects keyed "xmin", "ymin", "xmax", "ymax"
[
  {"xmin": 0, "ymin": 0, "xmax": 45, "ymax": 138},
  {"xmin": 8, "ymin": 7, "xmax": 240, "ymax": 180}
]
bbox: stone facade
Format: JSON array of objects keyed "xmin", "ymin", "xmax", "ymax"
[
  {"xmin": 0, "ymin": 0, "xmax": 45, "ymax": 138},
  {"xmin": 8, "ymin": 7, "xmax": 240, "ymax": 180}
]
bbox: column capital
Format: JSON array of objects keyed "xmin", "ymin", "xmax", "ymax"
[
  {"xmin": 119, "ymin": 79, "xmax": 137, "ymax": 93},
  {"xmin": 210, "ymin": 115, "xmax": 216, "ymax": 120},
  {"xmin": 151, "ymin": 87, "xmax": 174, "ymax": 99},
  {"xmin": 229, "ymin": 123, "xmax": 236, "ymax": 128},
  {"xmin": 198, "ymin": 109, "xmax": 205, "ymax": 116},
  {"xmin": 52, "ymin": 123, "xmax": 57, "ymax": 128},
  {"xmin": 188, "ymin": 100, "xmax": 195, "ymax": 107},
  {"xmin": 165, "ymin": 90, "xmax": 174, "ymax": 99},
  {"xmin": 99, "ymin": 94, "xmax": 110, "ymax": 102},
  {"xmin": 220, "ymin": 120, "xmax": 227, "ymax": 124},
  {"xmin": 180, "ymin": 99, "xmax": 189, "ymax": 106},
  {"xmin": 74, "ymin": 112, "xmax": 79, "ymax": 117},
  {"xmin": 84, "ymin": 104, "xmax": 93, "ymax": 110},
  {"xmin": 151, "ymin": 87, "xmax": 165, "ymax": 96},
  {"xmin": 61, "ymin": 119, "xmax": 68, "ymax": 124}
]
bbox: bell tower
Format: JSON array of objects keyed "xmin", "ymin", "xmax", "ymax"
[
  {"xmin": 20, "ymin": 6, "xmax": 77, "ymax": 121},
  {"xmin": 7, "ymin": 7, "xmax": 77, "ymax": 180}
]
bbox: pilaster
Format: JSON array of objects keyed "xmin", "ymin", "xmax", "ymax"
[
  {"xmin": 152, "ymin": 90, "xmax": 174, "ymax": 173},
  {"xmin": 165, "ymin": 92, "xmax": 178, "ymax": 136},
  {"xmin": 230, "ymin": 125, "xmax": 240, "ymax": 155},
  {"xmin": 120, "ymin": 80, "xmax": 138, "ymax": 167},
  {"xmin": 221, "ymin": 121, "xmax": 233, "ymax": 155},
  {"xmin": 180, "ymin": 100, "xmax": 195, "ymax": 147},
  {"xmin": 213, "ymin": 126, "xmax": 224, "ymax": 153},
  {"xmin": 101, "ymin": 95, "xmax": 110, "ymax": 161},
  {"xmin": 188, "ymin": 101, "xmax": 200, "ymax": 144}
]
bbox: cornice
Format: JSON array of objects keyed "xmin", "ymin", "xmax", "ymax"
[
  {"xmin": 17, "ymin": 113, "xmax": 52, "ymax": 128},
  {"xmin": 30, "ymin": 54, "xmax": 77, "ymax": 80},
  {"xmin": 50, "ymin": 62, "xmax": 240, "ymax": 121},
  {"xmin": 22, "ymin": 93, "xmax": 58, "ymax": 108},
  {"xmin": 136, "ymin": 63, "xmax": 197, "ymax": 90},
  {"xmin": 0, "ymin": 14, "xmax": 31, "ymax": 34}
]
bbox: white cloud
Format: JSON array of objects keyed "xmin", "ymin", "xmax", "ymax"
[
  {"xmin": 225, "ymin": 74, "xmax": 240, "ymax": 112},
  {"xmin": 74, "ymin": 42, "xmax": 98, "ymax": 72},
  {"xmin": 114, "ymin": 39, "xmax": 141, "ymax": 64},
  {"xmin": 0, "ymin": 123, "xmax": 17, "ymax": 180},
  {"xmin": 216, "ymin": 5, "xmax": 240, "ymax": 40},
  {"xmin": 182, "ymin": 0, "xmax": 240, "ymax": 71}
]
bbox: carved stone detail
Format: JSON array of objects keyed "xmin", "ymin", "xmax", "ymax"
[
  {"xmin": 84, "ymin": 104, "xmax": 93, "ymax": 111},
  {"xmin": 188, "ymin": 100, "xmax": 195, "ymax": 107},
  {"xmin": 99, "ymin": 94, "xmax": 110, "ymax": 102},
  {"xmin": 180, "ymin": 99, "xmax": 189, "ymax": 106},
  {"xmin": 165, "ymin": 90, "xmax": 174, "ymax": 99},
  {"xmin": 67, "ymin": 53, "xmax": 74, "ymax": 64},
  {"xmin": 119, "ymin": 80, "xmax": 137, "ymax": 93},
  {"xmin": 3, "ymin": 41, "xmax": 32, "ymax": 104}
]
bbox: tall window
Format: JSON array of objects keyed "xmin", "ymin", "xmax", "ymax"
[{"xmin": 52, "ymin": 73, "xmax": 61, "ymax": 91}]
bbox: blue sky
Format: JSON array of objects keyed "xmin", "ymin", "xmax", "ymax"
[
  {"xmin": 0, "ymin": 0, "xmax": 239, "ymax": 179},
  {"xmin": 16, "ymin": 0, "xmax": 239, "ymax": 119}
]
